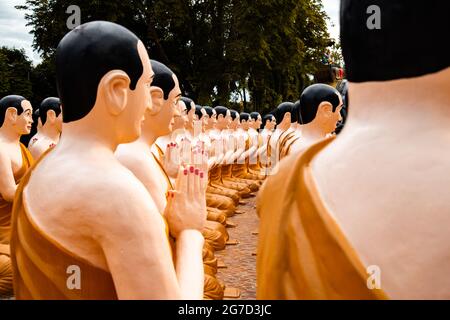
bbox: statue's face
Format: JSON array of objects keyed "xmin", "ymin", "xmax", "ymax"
[
  {"xmin": 174, "ymin": 100, "xmax": 188, "ymax": 130},
  {"xmin": 119, "ymin": 41, "xmax": 153, "ymax": 142},
  {"xmin": 147, "ymin": 74, "xmax": 182, "ymax": 137},
  {"xmin": 256, "ymin": 115, "xmax": 262, "ymax": 128},
  {"xmin": 241, "ymin": 119, "xmax": 249, "ymax": 130},
  {"xmin": 186, "ymin": 103, "xmax": 195, "ymax": 128},
  {"xmin": 14, "ymin": 100, "xmax": 34, "ymax": 135},
  {"xmin": 325, "ymin": 95, "xmax": 343, "ymax": 133},
  {"xmin": 265, "ymin": 117, "xmax": 276, "ymax": 130}
]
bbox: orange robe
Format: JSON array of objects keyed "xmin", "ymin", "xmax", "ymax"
[
  {"xmin": 0, "ymin": 143, "xmax": 33, "ymax": 244},
  {"xmin": 10, "ymin": 150, "xmax": 172, "ymax": 299},
  {"xmin": 257, "ymin": 138, "xmax": 387, "ymax": 299},
  {"xmin": 0, "ymin": 143, "xmax": 33, "ymax": 297}
]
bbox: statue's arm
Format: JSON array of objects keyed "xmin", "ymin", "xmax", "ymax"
[
  {"xmin": 94, "ymin": 177, "xmax": 204, "ymax": 299},
  {"xmin": 0, "ymin": 151, "xmax": 17, "ymax": 202}
]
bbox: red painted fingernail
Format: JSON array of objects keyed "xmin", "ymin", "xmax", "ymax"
[
  {"xmin": 200, "ymin": 172, "xmax": 204, "ymax": 178},
  {"xmin": 167, "ymin": 144, "xmax": 170, "ymax": 148},
  {"xmin": 190, "ymin": 166, "xmax": 194, "ymax": 173},
  {"xmin": 171, "ymin": 193, "xmax": 174, "ymax": 198},
  {"xmin": 184, "ymin": 169, "xmax": 188, "ymax": 175},
  {"xmin": 195, "ymin": 169, "xmax": 199, "ymax": 175}
]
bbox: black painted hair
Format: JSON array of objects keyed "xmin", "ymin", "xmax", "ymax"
[
  {"xmin": 249, "ymin": 112, "xmax": 261, "ymax": 121},
  {"xmin": 239, "ymin": 112, "xmax": 250, "ymax": 122},
  {"xmin": 230, "ymin": 109, "xmax": 239, "ymax": 120},
  {"xmin": 203, "ymin": 106, "xmax": 215, "ymax": 117},
  {"xmin": 262, "ymin": 114, "xmax": 275, "ymax": 130},
  {"xmin": 340, "ymin": 0, "xmax": 450, "ymax": 82},
  {"xmin": 195, "ymin": 105, "xmax": 203, "ymax": 119},
  {"xmin": 180, "ymin": 97, "xmax": 194, "ymax": 111},
  {"xmin": 262, "ymin": 114, "xmax": 275, "ymax": 124},
  {"xmin": 0, "ymin": 95, "xmax": 26, "ymax": 127},
  {"xmin": 214, "ymin": 106, "xmax": 228, "ymax": 117},
  {"xmin": 299, "ymin": 84, "xmax": 341, "ymax": 125},
  {"xmin": 56, "ymin": 21, "xmax": 144, "ymax": 123},
  {"xmin": 290, "ymin": 102, "xmax": 299, "ymax": 124},
  {"xmin": 40, "ymin": 97, "xmax": 62, "ymax": 125},
  {"xmin": 150, "ymin": 60, "xmax": 176, "ymax": 100},
  {"xmin": 273, "ymin": 102, "xmax": 294, "ymax": 124}
]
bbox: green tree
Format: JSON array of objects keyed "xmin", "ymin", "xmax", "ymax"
[
  {"xmin": 0, "ymin": 47, "xmax": 33, "ymax": 99},
  {"xmin": 18, "ymin": 0, "xmax": 333, "ymax": 113}
]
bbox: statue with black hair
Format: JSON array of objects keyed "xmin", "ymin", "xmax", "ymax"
[
  {"xmin": 258, "ymin": 0, "xmax": 450, "ymax": 299},
  {"xmin": 231, "ymin": 112, "xmax": 264, "ymax": 183},
  {"xmin": 10, "ymin": 21, "xmax": 206, "ymax": 300},
  {"xmin": 287, "ymin": 84, "xmax": 342, "ymax": 156},
  {"xmin": 28, "ymin": 97, "xmax": 62, "ymax": 160},
  {"xmin": 0, "ymin": 94, "xmax": 34, "ymax": 297},
  {"xmin": 209, "ymin": 106, "xmax": 253, "ymax": 199},
  {"xmin": 265, "ymin": 102, "xmax": 294, "ymax": 170}
]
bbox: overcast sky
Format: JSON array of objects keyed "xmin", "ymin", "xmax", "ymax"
[{"xmin": 0, "ymin": 0, "xmax": 341, "ymax": 66}]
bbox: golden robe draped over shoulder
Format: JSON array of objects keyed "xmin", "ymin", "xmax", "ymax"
[
  {"xmin": 0, "ymin": 143, "xmax": 33, "ymax": 245},
  {"xmin": 0, "ymin": 143, "xmax": 33, "ymax": 297},
  {"xmin": 257, "ymin": 137, "xmax": 387, "ymax": 300},
  {"xmin": 10, "ymin": 150, "xmax": 174, "ymax": 300}
]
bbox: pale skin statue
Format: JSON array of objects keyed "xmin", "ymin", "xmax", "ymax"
[
  {"xmin": 0, "ymin": 100, "xmax": 33, "ymax": 202},
  {"xmin": 28, "ymin": 108, "xmax": 63, "ymax": 160},
  {"xmin": 289, "ymin": 97, "xmax": 342, "ymax": 155},
  {"xmin": 24, "ymin": 42, "xmax": 206, "ymax": 299},
  {"xmin": 115, "ymin": 73, "xmax": 184, "ymax": 214},
  {"xmin": 308, "ymin": 67, "xmax": 450, "ymax": 298}
]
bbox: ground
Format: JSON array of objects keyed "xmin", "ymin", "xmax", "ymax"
[{"xmin": 216, "ymin": 196, "xmax": 259, "ymax": 300}]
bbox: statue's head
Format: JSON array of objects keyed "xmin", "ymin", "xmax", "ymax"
[
  {"xmin": 239, "ymin": 112, "xmax": 250, "ymax": 130},
  {"xmin": 40, "ymin": 97, "xmax": 62, "ymax": 133},
  {"xmin": 180, "ymin": 97, "xmax": 195, "ymax": 129},
  {"xmin": 273, "ymin": 102, "xmax": 294, "ymax": 130},
  {"xmin": 146, "ymin": 60, "xmax": 181, "ymax": 137},
  {"xmin": 173, "ymin": 99, "xmax": 188, "ymax": 131},
  {"xmin": 262, "ymin": 114, "xmax": 276, "ymax": 130},
  {"xmin": 202, "ymin": 107, "xmax": 217, "ymax": 129},
  {"xmin": 299, "ymin": 84, "xmax": 342, "ymax": 134},
  {"xmin": 0, "ymin": 95, "xmax": 33, "ymax": 135},
  {"xmin": 341, "ymin": 0, "xmax": 449, "ymax": 82},
  {"xmin": 214, "ymin": 106, "xmax": 231, "ymax": 129},
  {"xmin": 249, "ymin": 112, "xmax": 262, "ymax": 130},
  {"xmin": 229, "ymin": 109, "xmax": 240, "ymax": 129},
  {"xmin": 56, "ymin": 21, "xmax": 152, "ymax": 144}
]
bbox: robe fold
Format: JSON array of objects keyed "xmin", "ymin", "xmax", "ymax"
[{"xmin": 257, "ymin": 137, "xmax": 387, "ymax": 299}]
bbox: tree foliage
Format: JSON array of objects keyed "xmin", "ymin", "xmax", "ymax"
[{"xmin": 15, "ymin": 0, "xmax": 332, "ymax": 113}]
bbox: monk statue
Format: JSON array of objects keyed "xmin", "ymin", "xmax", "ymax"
[
  {"xmin": 0, "ymin": 95, "xmax": 34, "ymax": 297},
  {"xmin": 258, "ymin": 114, "xmax": 276, "ymax": 175},
  {"xmin": 287, "ymin": 84, "xmax": 342, "ymax": 156},
  {"xmin": 264, "ymin": 103, "xmax": 292, "ymax": 174},
  {"xmin": 257, "ymin": 0, "xmax": 450, "ymax": 299},
  {"xmin": 28, "ymin": 97, "xmax": 62, "ymax": 160},
  {"xmin": 10, "ymin": 21, "xmax": 206, "ymax": 300},
  {"xmin": 116, "ymin": 60, "xmax": 228, "ymax": 299}
]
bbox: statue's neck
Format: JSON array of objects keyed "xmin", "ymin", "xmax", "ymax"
[
  {"xmin": 0, "ymin": 126, "xmax": 21, "ymax": 144},
  {"xmin": 40, "ymin": 124, "xmax": 60, "ymax": 142},
  {"xmin": 345, "ymin": 68, "xmax": 450, "ymax": 137},
  {"xmin": 299, "ymin": 121, "xmax": 327, "ymax": 141}
]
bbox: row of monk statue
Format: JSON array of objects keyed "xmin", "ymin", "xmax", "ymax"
[{"xmin": 0, "ymin": 0, "xmax": 449, "ymax": 299}]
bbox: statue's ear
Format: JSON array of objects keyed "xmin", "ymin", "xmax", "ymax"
[
  {"xmin": 100, "ymin": 70, "xmax": 131, "ymax": 116},
  {"xmin": 5, "ymin": 107, "xmax": 18, "ymax": 123},
  {"xmin": 317, "ymin": 101, "xmax": 333, "ymax": 118},
  {"xmin": 47, "ymin": 109, "xmax": 56, "ymax": 122}
]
